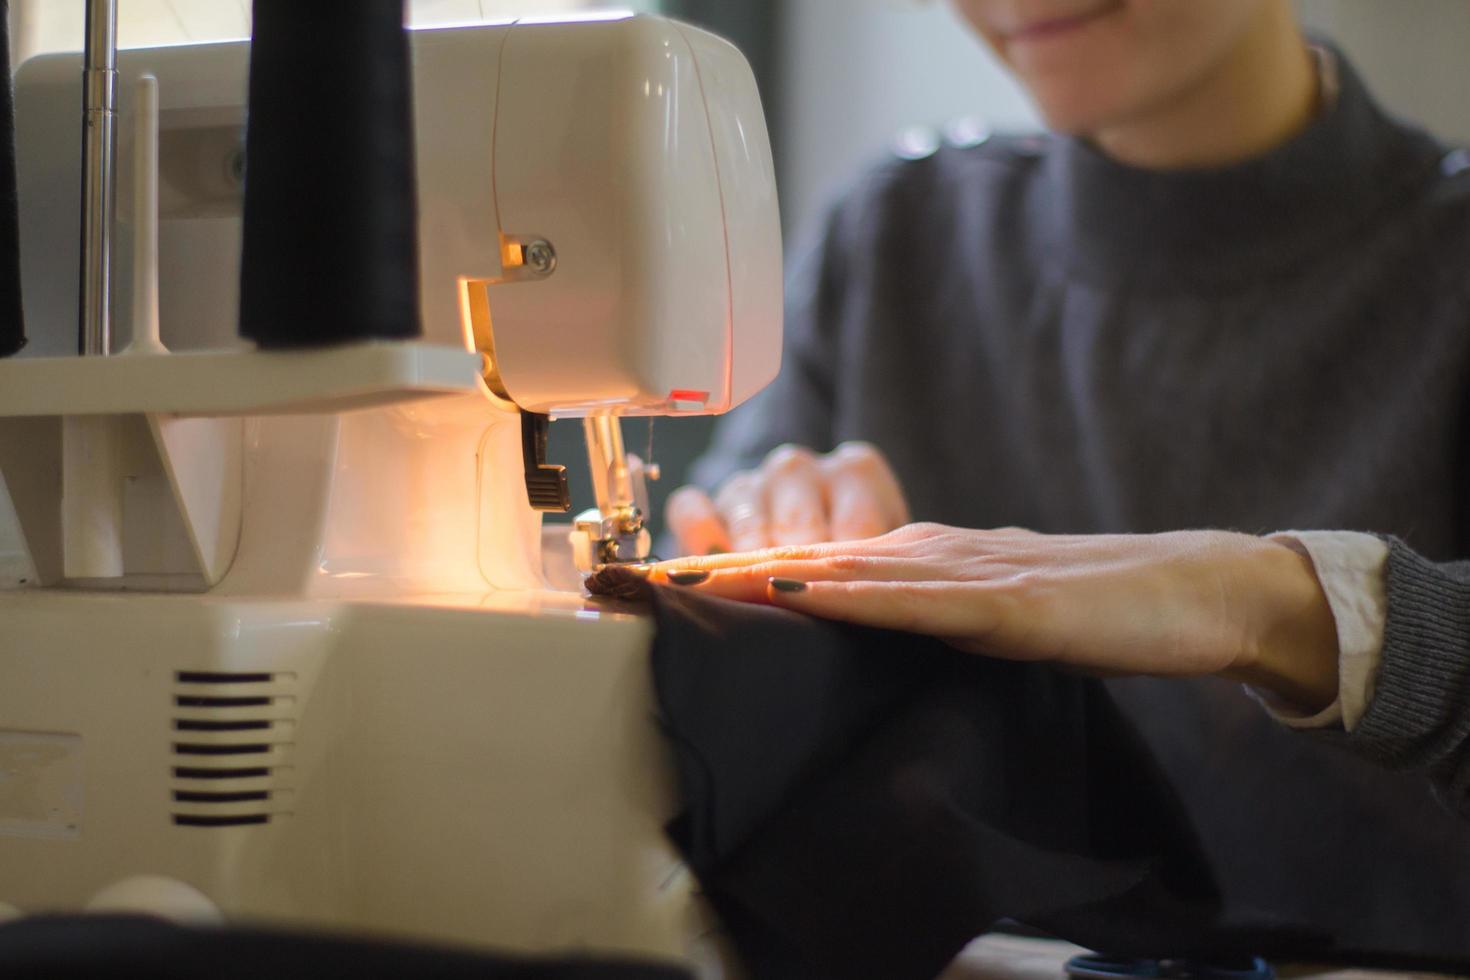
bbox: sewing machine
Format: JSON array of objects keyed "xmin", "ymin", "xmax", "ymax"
[{"xmin": 0, "ymin": 11, "xmax": 780, "ymax": 974}]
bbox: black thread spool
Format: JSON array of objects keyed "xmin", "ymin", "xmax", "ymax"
[
  {"xmin": 238, "ymin": 0, "xmax": 422, "ymax": 347},
  {"xmin": 0, "ymin": 0, "xmax": 26, "ymax": 357}
]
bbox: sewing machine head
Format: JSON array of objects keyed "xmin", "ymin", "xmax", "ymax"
[
  {"xmin": 3, "ymin": 12, "xmax": 782, "ymax": 595},
  {"xmin": 413, "ymin": 14, "xmax": 781, "ymax": 424},
  {"xmin": 409, "ymin": 13, "xmax": 784, "ymax": 570}
]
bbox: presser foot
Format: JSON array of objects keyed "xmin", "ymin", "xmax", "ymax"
[{"xmin": 570, "ymin": 507, "xmax": 653, "ymax": 573}]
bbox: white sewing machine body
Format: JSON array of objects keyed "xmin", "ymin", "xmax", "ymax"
[{"xmin": 0, "ymin": 13, "xmax": 780, "ymax": 973}]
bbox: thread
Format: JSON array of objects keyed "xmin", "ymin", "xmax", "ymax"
[
  {"xmin": 0, "ymin": 0, "xmax": 27, "ymax": 357},
  {"xmin": 238, "ymin": 0, "xmax": 421, "ymax": 347}
]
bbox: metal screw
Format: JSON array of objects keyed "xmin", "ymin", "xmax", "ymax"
[{"xmin": 524, "ymin": 239, "xmax": 557, "ymax": 276}]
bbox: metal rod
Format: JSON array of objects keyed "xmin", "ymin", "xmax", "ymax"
[
  {"xmin": 78, "ymin": 0, "xmax": 118, "ymax": 356},
  {"xmin": 582, "ymin": 414, "xmax": 634, "ymax": 519}
]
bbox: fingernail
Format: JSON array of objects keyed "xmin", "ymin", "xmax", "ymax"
[
  {"xmin": 704, "ymin": 545, "xmax": 727, "ymax": 556},
  {"xmin": 769, "ymin": 577, "xmax": 807, "ymax": 593},
  {"xmin": 668, "ymin": 569, "xmax": 711, "ymax": 586}
]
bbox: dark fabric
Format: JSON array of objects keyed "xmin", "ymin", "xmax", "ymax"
[
  {"xmin": 0, "ymin": 0, "xmax": 25, "ymax": 358},
  {"xmin": 629, "ymin": 582, "xmax": 1470, "ymax": 977},
  {"xmin": 239, "ymin": 0, "xmax": 421, "ymax": 347},
  {"xmin": 687, "ymin": 45, "xmax": 1470, "ymax": 955},
  {"xmin": 0, "ymin": 915, "xmax": 691, "ymax": 980},
  {"xmin": 1104, "ymin": 675, "xmax": 1470, "ymax": 961},
  {"xmin": 635, "ymin": 582, "xmax": 1349, "ymax": 980}
]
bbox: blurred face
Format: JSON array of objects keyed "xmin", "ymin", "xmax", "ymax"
[{"xmin": 952, "ymin": 0, "xmax": 1273, "ymax": 134}]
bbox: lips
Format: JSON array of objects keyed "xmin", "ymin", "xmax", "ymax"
[{"xmin": 994, "ymin": 1, "xmax": 1123, "ymax": 43}]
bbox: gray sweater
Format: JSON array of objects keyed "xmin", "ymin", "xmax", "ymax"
[{"xmin": 692, "ymin": 53, "xmax": 1470, "ymax": 948}]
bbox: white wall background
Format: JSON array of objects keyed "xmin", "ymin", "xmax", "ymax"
[
  {"xmin": 776, "ymin": 0, "xmax": 1039, "ymax": 240},
  {"xmin": 1296, "ymin": 0, "xmax": 1470, "ymax": 144},
  {"xmin": 777, "ymin": 0, "xmax": 1470, "ymax": 242}
]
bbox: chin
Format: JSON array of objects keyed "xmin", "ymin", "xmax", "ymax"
[{"xmin": 1025, "ymin": 80, "xmax": 1133, "ymax": 136}]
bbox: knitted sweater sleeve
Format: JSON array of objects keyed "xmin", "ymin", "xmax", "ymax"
[{"xmin": 1333, "ymin": 538, "xmax": 1470, "ymax": 815}]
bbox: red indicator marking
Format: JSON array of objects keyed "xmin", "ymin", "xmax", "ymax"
[{"xmin": 668, "ymin": 389, "xmax": 710, "ymax": 403}]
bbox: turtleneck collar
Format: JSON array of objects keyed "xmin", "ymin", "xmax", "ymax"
[{"xmin": 1041, "ymin": 46, "xmax": 1446, "ymax": 289}]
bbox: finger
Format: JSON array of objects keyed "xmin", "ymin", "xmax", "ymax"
[
  {"xmin": 715, "ymin": 472, "xmax": 771, "ymax": 552},
  {"xmin": 650, "ymin": 535, "xmax": 888, "ymax": 574},
  {"xmin": 766, "ymin": 578, "xmax": 1028, "ymax": 643},
  {"xmin": 762, "ymin": 445, "xmax": 831, "ymax": 546},
  {"xmin": 664, "ymin": 486, "xmax": 732, "ymax": 557},
  {"xmin": 820, "ymin": 442, "xmax": 910, "ymax": 541},
  {"xmin": 660, "ymin": 554, "xmax": 935, "ymax": 603},
  {"xmin": 656, "ymin": 521, "xmax": 1025, "ymax": 574}
]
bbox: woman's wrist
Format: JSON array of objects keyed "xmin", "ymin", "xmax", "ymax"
[{"xmin": 1224, "ymin": 537, "xmax": 1341, "ymax": 713}]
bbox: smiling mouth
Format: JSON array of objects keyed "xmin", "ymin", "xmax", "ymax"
[{"xmin": 998, "ymin": 2, "xmax": 1124, "ymax": 43}]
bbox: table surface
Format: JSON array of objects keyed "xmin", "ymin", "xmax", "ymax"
[{"xmin": 939, "ymin": 934, "xmax": 1463, "ymax": 980}]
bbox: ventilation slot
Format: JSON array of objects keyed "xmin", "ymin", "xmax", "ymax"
[
  {"xmin": 173, "ymin": 790, "xmax": 270, "ymax": 804},
  {"xmin": 174, "ymin": 814, "xmax": 270, "ymax": 828},
  {"xmin": 174, "ymin": 766, "xmax": 270, "ymax": 780},
  {"xmin": 176, "ymin": 671, "xmax": 273, "ymax": 684},
  {"xmin": 173, "ymin": 743, "xmax": 270, "ymax": 756},
  {"xmin": 175, "ymin": 719, "xmax": 271, "ymax": 733},
  {"xmin": 175, "ymin": 695, "xmax": 271, "ymax": 708},
  {"xmin": 170, "ymin": 670, "xmax": 297, "ymax": 829}
]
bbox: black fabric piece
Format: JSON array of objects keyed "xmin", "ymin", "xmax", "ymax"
[
  {"xmin": 239, "ymin": 0, "xmax": 421, "ymax": 347},
  {"xmin": 1104, "ymin": 675, "xmax": 1470, "ymax": 964},
  {"xmin": 0, "ymin": 915, "xmax": 692, "ymax": 980},
  {"xmin": 634, "ymin": 583, "xmax": 1357, "ymax": 980},
  {"xmin": 0, "ymin": 0, "xmax": 25, "ymax": 357}
]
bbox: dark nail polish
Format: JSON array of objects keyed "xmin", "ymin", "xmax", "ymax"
[
  {"xmin": 769, "ymin": 577, "xmax": 807, "ymax": 593},
  {"xmin": 668, "ymin": 569, "xmax": 710, "ymax": 586}
]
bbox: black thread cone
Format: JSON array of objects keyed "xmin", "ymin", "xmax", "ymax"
[
  {"xmin": 0, "ymin": 0, "xmax": 26, "ymax": 357},
  {"xmin": 238, "ymin": 0, "xmax": 421, "ymax": 347}
]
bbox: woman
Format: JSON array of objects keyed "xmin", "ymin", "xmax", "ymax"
[{"xmin": 645, "ymin": 0, "xmax": 1470, "ymax": 954}]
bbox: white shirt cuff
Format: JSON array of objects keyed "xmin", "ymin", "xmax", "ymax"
[{"xmin": 1253, "ymin": 531, "xmax": 1390, "ymax": 732}]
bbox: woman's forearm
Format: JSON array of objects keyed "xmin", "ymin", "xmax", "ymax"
[{"xmin": 1222, "ymin": 539, "xmax": 1341, "ymax": 713}]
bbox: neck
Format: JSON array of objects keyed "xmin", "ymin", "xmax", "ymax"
[{"xmin": 1092, "ymin": 4, "xmax": 1318, "ymax": 170}]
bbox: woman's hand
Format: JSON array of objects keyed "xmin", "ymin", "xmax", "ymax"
[
  {"xmin": 664, "ymin": 442, "xmax": 910, "ymax": 555},
  {"xmin": 646, "ymin": 524, "xmax": 1341, "ymax": 711}
]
